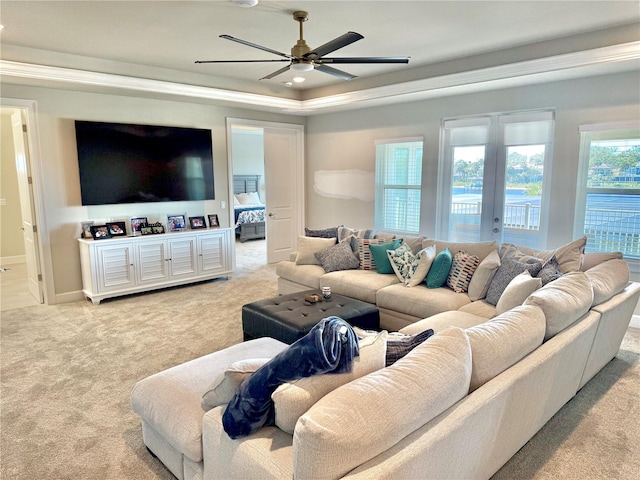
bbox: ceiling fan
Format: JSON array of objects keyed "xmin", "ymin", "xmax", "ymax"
[{"xmin": 195, "ymin": 10, "xmax": 410, "ymax": 81}]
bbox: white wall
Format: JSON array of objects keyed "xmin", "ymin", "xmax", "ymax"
[{"xmin": 1, "ymin": 83, "xmax": 304, "ymax": 301}]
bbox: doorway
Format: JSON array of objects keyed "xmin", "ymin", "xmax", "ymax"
[
  {"xmin": 227, "ymin": 118, "xmax": 305, "ymax": 271},
  {"xmin": 0, "ymin": 105, "xmax": 45, "ymax": 308}
]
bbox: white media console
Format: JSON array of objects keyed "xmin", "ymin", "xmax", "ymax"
[{"xmin": 78, "ymin": 228, "xmax": 233, "ymax": 304}]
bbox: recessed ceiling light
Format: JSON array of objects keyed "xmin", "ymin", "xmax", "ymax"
[
  {"xmin": 231, "ymin": 0, "xmax": 258, "ymax": 7},
  {"xmin": 284, "ymin": 81, "xmax": 293, "ymax": 87},
  {"xmin": 292, "ymin": 77, "xmax": 306, "ymax": 83}
]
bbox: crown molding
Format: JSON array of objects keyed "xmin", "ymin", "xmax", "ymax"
[{"xmin": 1, "ymin": 41, "xmax": 638, "ymax": 115}]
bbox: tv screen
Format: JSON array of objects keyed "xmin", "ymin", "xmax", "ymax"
[{"xmin": 75, "ymin": 120, "xmax": 215, "ymax": 205}]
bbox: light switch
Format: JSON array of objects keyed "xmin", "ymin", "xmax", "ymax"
[
  {"xmin": 221, "ymin": 200, "xmax": 226, "ymax": 209},
  {"xmin": 0, "ymin": 198, "xmax": 6, "ymax": 206}
]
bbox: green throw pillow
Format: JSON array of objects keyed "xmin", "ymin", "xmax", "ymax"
[
  {"xmin": 426, "ymin": 248, "xmax": 453, "ymax": 288},
  {"xmin": 369, "ymin": 239, "xmax": 402, "ymax": 274}
]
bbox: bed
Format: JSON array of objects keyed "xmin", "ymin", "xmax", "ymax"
[{"xmin": 234, "ymin": 175, "xmax": 266, "ymax": 242}]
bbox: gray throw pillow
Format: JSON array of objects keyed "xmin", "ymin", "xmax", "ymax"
[
  {"xmin": 315, "ymin": 239, "xmax": 360, "ymax": 272},
  {"xmin": 305, "ymin": 226, "xmax": 341, "ymax": 239},
  {"xmin": 536, "ymin": 255, "xmax": 563, "ymax": 285},
  {"xmin": 485, "ymin": 257, "xmax": 543, "ymax": 306}
]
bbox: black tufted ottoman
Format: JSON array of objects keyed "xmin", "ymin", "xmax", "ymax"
[{"xmin": 242, "ymin": 290, "xmax": 380, "ymax": 344}]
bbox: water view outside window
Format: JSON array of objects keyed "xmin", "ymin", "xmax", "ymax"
[{"xmin": 577, "ymin": 129, "xmax": 640, "ymax": 259}]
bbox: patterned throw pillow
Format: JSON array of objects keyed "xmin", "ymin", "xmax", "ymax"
[
  {"xmin": 387, "ymin": 244, "xmax": 436, "ymax": 287},
  {"xmin": 315, "ymin": 240, "xmax": 360, "ymax": 273},
  {"xmin": 358, "ymin": 238, "xmax": 392, "ymax": 270},
  {"xmin": 446, "ymin": 251, "xmax": 481, "ymax": 293},
  {"xmin": 385, "ymin": 329, "xmax": 436, "ymax": 366},
  {"xmin": 338, "ymin": 227, "xmax": 377, "ymax": 243},
  {"xmin": 425, "ymin": 248, "xmax": 453, "ymax": 288},
  {"xmin": 485, "ymin": 256, "xmax": 543, "ymax": 306}
]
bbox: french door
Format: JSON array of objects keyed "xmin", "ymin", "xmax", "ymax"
[{"xmin": 438, "ymin": 111, "xmax": 554, "ymax": 248}]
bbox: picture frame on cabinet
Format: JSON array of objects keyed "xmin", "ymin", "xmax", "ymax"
[
  {"xmin": 208, "ymin": 214, "xmax": 219, "ymax": 228},
  {"xmin": 106, "ymin": 221, "xmax": 127, "ymax": 237},
  {"xmin": 90, "ymin": 225, "xmax": 111, "ymax": 240},
  {"xmin": 167, "ymin": 214, "xmax": 187, "ymax": 232},
  {"xmin": 189, "ymin": 216, "xmax": 207, "ymax": 229},
  {"xmin": 80, "ymin": 221, "xmax": 94, "ymax": 239},
  {"xmin": 130, "ymin": 217, "xmax": 148, "ymax": 236}
]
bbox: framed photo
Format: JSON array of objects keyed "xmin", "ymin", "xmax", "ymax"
[
  {"xmin": 167, "ymin": 214, "xmax": 187, "ymax": 232},
  {"xmin": 189, "ymin": 216, "xmax": 206, "ymax": 229},
  {"xmin": 208, "ymin": 214, "xmax": 219, "ymax": 228},
  {"xmin": 106, "ymin": 221, "xmax": 127, "ymax": 237},
  {"xmin": 80, "ymin": 221, "xmax": 94, "ymax": 239},
  {"xmin": 130, "ymin": 217, "xmax": 148, "ymax": 236},
  {"xmin": 90, "ymin": 225, "xmax": 111, "ymax": 240}
]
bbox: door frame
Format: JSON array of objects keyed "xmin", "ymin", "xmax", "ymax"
[
  {"xmin": 1, "ymin": 98, "xmax": 54, "ymax": 304},
  {"xmin": 226, "ymin": 118, "xmax": 305, "ymax": 265}
]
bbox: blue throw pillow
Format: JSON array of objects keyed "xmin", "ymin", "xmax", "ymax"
[
  {"xmin": 425, "ymin": 248, "xmax": 453, "ymax": 288},
  {"xmin": 369, "ymin": 239, "xmax": 402, "ymax": 274}
]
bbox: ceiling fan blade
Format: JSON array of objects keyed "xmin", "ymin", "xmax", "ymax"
[
  {"xmin": 195, "ymin": 59, "xmax": 290, "ymax": 64},
  {"xmin": 259, "ymin": 65, "xmax": 292, "ymax": 81},
  {"xmin": 220, "ymin": 34, "xmax": 293, "ymax": 59},
  {"xmin": 318, "ymin": 57, "xmax": 410, "ymax": 64},
  {"xmin": 315, "ymin": 64, "xmax": 357, "ymax": 81},
  {"xmin": 303, "ymin": 32, "xmax": 363, "ymax": 60}
]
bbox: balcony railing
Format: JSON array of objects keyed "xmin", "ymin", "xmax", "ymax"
[{"xmin": 451, "ymin": 201, "xmax": 640, "ymax": 258}]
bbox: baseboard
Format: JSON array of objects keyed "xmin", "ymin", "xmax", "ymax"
[
  {"xmin": 56, "ymin": 290, "xmax": 86, "ymax": 304},
  {"xmin": 630, "ymin": 314, "xmax": 640, "ymax": 330},
  {"xmin": 0, "ymin": 255, "xmax": 26, "ymax": 265}
]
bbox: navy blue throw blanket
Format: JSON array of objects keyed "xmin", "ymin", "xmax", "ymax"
[{"xmin": 222, "ymin": 316, "xmax": 360, "ymax": 439}]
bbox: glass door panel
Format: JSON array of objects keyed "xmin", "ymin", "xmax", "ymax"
[{"xmin": 449, "ymin": 145, "xmax": 485, "ymax": 242}]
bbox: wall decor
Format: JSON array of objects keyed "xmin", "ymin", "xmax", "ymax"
[
  {"xmin": 90, "ymin": 225, "xmax": 111, "ymax": 240},
  {"xmin": 130, "ymin": 217, "xmax": 148, "ymax": 236},
  {"xmin": 167, "ymin": 214, "xmax": 187, "ymax": 232},
  {"xmin": 208, "ymin": 214, "xmax": 219, "ymax": 228},
  {"xmin": 106, "ymin": 221, "xmax": 127, "ymax": 236},
  {"xmin": 189, "ymin": 216, "xmax": 207, "ymax": 229},
  {"xmin": 80, "ymin": 221, "xmax": 94, "ymax": 239}
]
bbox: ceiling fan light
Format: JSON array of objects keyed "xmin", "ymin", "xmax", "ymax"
[
  {"xmin": 291, "ymin": 63, "xmax": 314, "ymax": 72},
  {"xmin": 231, "ymin": 0, "xmax": 258, "ymax": 7}
]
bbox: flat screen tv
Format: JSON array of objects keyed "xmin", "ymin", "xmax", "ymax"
[{"xmin": 75, "ymin": 120, "xmax": 215, "ymax": 205}]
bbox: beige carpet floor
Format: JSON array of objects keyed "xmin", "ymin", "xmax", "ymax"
[{"xmin": 1, "ymin": 240, "xmax": 639, "ymax": 479}]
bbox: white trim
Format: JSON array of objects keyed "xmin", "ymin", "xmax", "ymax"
[
  {"xmin": 374, "ymin": 136, "xmax": 424, "ymax": 146},
  {"xmin": 1, "ymin": 41, "xmax": 638, "ymax": 115},
  {"xmin": 629, "ymin": 315, "xmax": 640, "ymax": 330},
  {"xmin": 579, "ymin": 120, "xmax": 640, "ymax": 132}
]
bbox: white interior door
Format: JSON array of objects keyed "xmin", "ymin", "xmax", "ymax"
[
  {"xmin": 11, "ymin": 111, "xmax": 43, "ymax": 303},
  {"xmin": 264, "ymin": 125, "xmax": 304, "ymax": 264}
]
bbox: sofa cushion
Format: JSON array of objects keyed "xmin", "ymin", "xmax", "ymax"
[
  {"xmin": 369, "ymin": 239, "xmax": 403, "ymax": 274},
  {"xmin": 295, "ymin": 236, "xmax": 336, "ymax": 265},
  {"xmin": 275, "ymin": 261, "xmax": 325, "ymax": 289},
  {"xmin": 467, "ymin": 249, "xmax": 501, "ymax": 301},
  {"xmin": 422, "ymin": 238, "xmax": 498, "ymax": 262},
  {"xmin": 377, "ymin": 283, "xmax": 471, "ymax": 320},
  {"xmin": 524, "ymin": 271, "xmax": 594, "ymax": 340},
  {"xmin": 446, "ymin": 251, "xmax": 480, "ymax": 293},
  {"xmin": 485, "ymin": 257, "xmax": 543, "ymax": 306},
  {"xmin": 201, "ymin": 358, "xmax": 271, "ymax": 411},
  {"xmin": 321, "ymin": 269, "xmax": 399, "ymax": 304},
  {"xmin": 314, "ymin": 239, "xmax": 360, "ymax": 273},
  {"xmin": 400, "ymin": 310, "xmax": 488, "ymax": 335},
  {"xmin": 581, "ymin": 251, "xmax": 623, "ymax": 271},
  {"xmin": 458, "ymin": 300, "xmax": 498, "ymax": 318},
  {"xmin": 495, "ymin": 270, "xmax": 542, "ymax": 315},
  {"xmin": 273, "ymin": 331, "xmax": 387, "ymax": 434},
  {"xmin": 584, "ymin": 258, "xmax": 630, "ymax": 306},
  {"xmin": 500, "ymin": 236, "xmax": 587, "ymax": 273},
  {"xmin": 465, "ymin": 304, "xmax": 546, "ymax": 391},
  {"xmin": 293, "ymin": 327, "xmax": 472, "ymax": 480},
  {"xmin": 426, "ymin": 248, "xmax": 453, "ymax": 288},
  {"xmin": 388, "ymin": 244, "xmax": 436, "ymax": 287}
]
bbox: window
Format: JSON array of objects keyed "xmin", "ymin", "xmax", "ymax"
[
  {"xmin": 439, "ymin": 110, "xmax": 554, "ymax": 248},
  {"xmin": 575, "ymin": 123, "xmax": 640, "ymax": 261},
  {"xmin": 375, "ymin": 138, "xmax": 423, "ymax": 234}
]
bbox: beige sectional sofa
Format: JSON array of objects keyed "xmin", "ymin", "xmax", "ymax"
[{"xmin": 131, "ymin": 233, "xmax": 640, "ymax": 480}]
